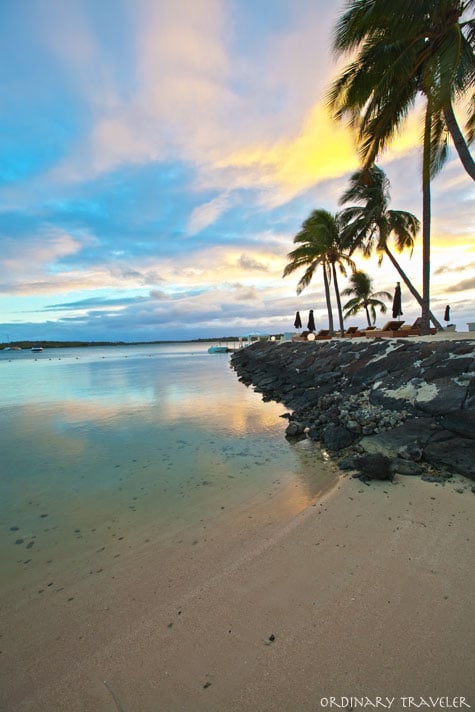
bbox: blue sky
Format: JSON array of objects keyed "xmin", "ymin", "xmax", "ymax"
[{"xmin": 1, "ymin": 0, "xmax": 474, "ymax": 342}]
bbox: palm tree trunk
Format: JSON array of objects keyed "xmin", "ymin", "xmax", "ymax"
[
  {"xmin": 421, "ymin": 104, "xmax": 432, "ymax": 336},
  {"xmin": 383, "ymin": 245, "xmax": 443, "ymax": 330},
  {"xmin": 322, "ymin": 263, "xmax": 334, "ymax": 336},
  {"xmin": 331, "ymin": 262, "xmax": 345, "ymax": 336},
  {"xmin": 364, "ymin": 304, "xmax": 372, "ymax": 327},
  {"xmin": 444, "ymin": 102, "xmax": 475, "ymax": 181}
]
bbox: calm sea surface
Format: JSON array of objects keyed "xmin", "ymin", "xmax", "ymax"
[{"xmin": 0, "ymin": 342, "xmax": 335, "ymax": 598}]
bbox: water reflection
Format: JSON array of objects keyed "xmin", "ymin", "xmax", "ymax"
[
  {"xmin": 0, "ymin": 345, "xmax": 336, "ymax": 596},
  {"xmin": 1, "ymin": 350, "xmax": 285, "ymax": 435}
]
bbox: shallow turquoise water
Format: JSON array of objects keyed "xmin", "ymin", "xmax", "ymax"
[{"xmin": 0, "ymin": 343, "xmax": 334, "ymax": 597}]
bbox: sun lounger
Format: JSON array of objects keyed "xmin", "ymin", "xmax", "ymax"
[
  {"xmin": 344, "ymin": 326, "xmax": 365, "ymax": 338},
  {"xmin": 315, "ymin": 329, "xmax": 331, "ymax": 340},
  {"xmin": 291, "ymin": 329, "xmax": 332, "ymax": 341},
  {"xmin": 364, "ymin": 320, "xmax": 408, "ymax": 338},
  {"xmin": 291, "ymin": 330, "xmax": 314, "ymax": 342},
  {"xmin": 398, "ymin": 317, "xmax": 437, "ymax": 336}
]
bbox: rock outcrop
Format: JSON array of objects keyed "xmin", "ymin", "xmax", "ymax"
[{"xmin": 231, "ymin": 338, "xmax": 475, "ymax": 481}]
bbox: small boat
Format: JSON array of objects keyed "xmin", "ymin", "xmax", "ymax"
[
  {"xmin": 208, "ymin": 345, "xmax": 229, "ymax": 353},
  {"xmin": 31, "ymin": 345, "xmax": 43, "ymax": 352}
]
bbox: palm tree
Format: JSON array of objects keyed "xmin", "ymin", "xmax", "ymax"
[
  {"xmin": 328, "ymin": 0, "xmax": 475, "ymax": 332},
  {"xmin": 283, "ymin": 209, "xmax": 355, "ymax": 336},
  {"xmin": 338, "ymin": 166, "xmax": 443, "ymax": 330},
  {"xmin": 328, "ymin": 0, "xmax": 475, "ymax": 179},
  {"xmin": 342, "ymin": 270, "xmax": 391, "ymax": 326}
]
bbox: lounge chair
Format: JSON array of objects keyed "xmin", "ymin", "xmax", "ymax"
[
  {"xmin": 364, "ymin": 320, "xmax": 408, "ymax": 338},
  {"xmin": 291, "ymin": 330, "xmax": 313, "ymax": 342},
  {"xmin": 314, "ymin": 329, "xmax": 331, "ymax": 340},
  {"xmin": 398, "ymin": 317, "xmax": 437, "ymax": 336},
  {"xmin": 344, "ymin": 326, "xmax": 365, "ymax": 338},
  {"xmin": 291, "ymin": 329, "xmax": 332, "ymax": 341}
]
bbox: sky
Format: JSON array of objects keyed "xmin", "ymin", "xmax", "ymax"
[{"xmin": 1, "ymin": 0, "xmax": 474, "ymax": 343}]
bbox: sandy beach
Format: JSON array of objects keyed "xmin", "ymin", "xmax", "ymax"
[{"xmin": 1, "ymin": 460, "xmax": 474, "ymax": 712}]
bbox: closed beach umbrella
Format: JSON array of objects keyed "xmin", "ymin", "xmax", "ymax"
[
  {"xmin": 307, "ymin": 309, "xmax": 316, "ymax": 332},
  {"xmin": 444, "ymin": 305, "xmax": 451, "ymax": 323},
  {"xmin": 294, "ymin": 311, "xmax": 302, "ymax": 329},
  {"xmin": 392, "ymin": 282, "xmax": 403, "ymax": 318}
]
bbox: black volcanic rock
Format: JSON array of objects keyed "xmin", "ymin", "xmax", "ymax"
[
  {"xmin": 231, "ymin": 338, "xmax": 475, "ymax": 482},
  {"xmin": 439, "ymin": 411, "xmax": 475, "ymax": 439},
  {"xmin": 353, "ymin": 454, "xmax": 394, "ymax": 480},
  {"xmin": 423, "ymin": 437, "xmax": 475, "ymax": 479},
  {"xmin": 322, "ymin": 424, "xmax": 357, "ymax": 451}
]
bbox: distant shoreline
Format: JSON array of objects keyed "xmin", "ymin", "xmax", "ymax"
[{"xmin": 0, "ymin": 337, "xmax": 243, "ymax": 350}]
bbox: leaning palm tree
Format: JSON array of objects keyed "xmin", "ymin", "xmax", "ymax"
[
  {"xmin": 338, "ymin": 166, "xmax": 443, "ymax": 329},
  {"xmin": 328, "ymin": 0, "xmax": 475, "ymax": 332},
  {"xmin": 342, "ymin": 270, "xmax": 391, "ymax": 326},
  {"xmin": 283, "ymin": 209, "xmax": 355, "ymax": 336},
  {"xmin": 329, "ymin": 0, "xmax": 475, "ymax": 179}
]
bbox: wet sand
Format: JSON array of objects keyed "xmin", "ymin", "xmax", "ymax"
[{"xmin": 1, "ymin": 463, "xmax": 474, "ymax": 711}]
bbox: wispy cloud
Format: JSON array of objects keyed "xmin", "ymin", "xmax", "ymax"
[
  {"xmin": 43, "ymin": 295, "xmax": 148, "ymax": 311},
  {"xmin": 449, "ymin": 277, "xmax": 475, "ymax": 293},
  {"xmin": 187, "ymin": 193, "xmax": 232, "ymax": 235},
  {"xmin": 434, "ymin": 261, "xmax": 475, "ymax": 275},
  {"xmin": 238, "ymin": 255, "xmax": 269, "ymax": 272}
]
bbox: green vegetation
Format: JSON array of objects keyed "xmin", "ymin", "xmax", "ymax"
[
  {"xmin": 328, "ymin": 0, "xmax": 474, "ymax": 334},
  {"xmin": 282, "ymin": 167, "xmax": 425, "ymax": 334},
  {"xmin": 339, "ymin": 167, "xmax": 443, "ymax": 330},
  {"xmin": 342, "ymin": 270, "xmax": 391, "ymax": 326},
  {"xmin": 282, "ymin": 209, "xmax": 355, "ymax": 336}
]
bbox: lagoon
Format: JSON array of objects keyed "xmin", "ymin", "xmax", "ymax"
[{"xmin": 0, "ymin": 342, "xmax": 334, "ymax": 602}]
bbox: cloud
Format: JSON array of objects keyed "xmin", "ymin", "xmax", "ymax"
[
  {"xmin": 215, "ymin": 105, "xmax": 357, "ymax": 202},
  {"xmin": 108, "ymin": 267, "xmax": 167, "ymax": 285},
  {"xmin": 43, "ymin": 295, "xmax": 148, "ymax": 311},
  {"xmin": 44, "ymin": 0, "xmax": 232, "ymax": 181},
  {"xmin": 449, "ymin": 277, "xmax": 475, "ymax": 292},
  {"xmin": 35, "ymin": 0, "xmax": 364, "ymax": 216},
  {"xmin": 1, "ymin": 0, "xmax": 473, "ymax": 342},
  {"xmin": 187, "ymin": 193, "xmax": 231, "ymax": 235},
  {"xmin": 0, "ymin": 259, "xmax": 167, "ymax": 297},
  {"xmin": 150, "ymin": 290, "xmax": 170, "ymax": 300},
  {"xmin": 226, "ymin": 284, "xmax": 261, "ymax": 302},
  {"xmin": 238, "ymin": 255, "xmax": 269, "ymax": 272},
  {"xmin": 0, "ymin": 228, "xmax": 86, "ymax": 283},
  {"xmin": 434, "ymin": 262, "xmax": 475, "ymax": 275}
]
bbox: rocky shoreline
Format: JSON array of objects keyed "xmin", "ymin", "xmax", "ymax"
[{"xmin": 231, "ymin": 338, "xmax": 475, "ymax": 487}]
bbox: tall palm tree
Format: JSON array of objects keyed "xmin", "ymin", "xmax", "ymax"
[
  {"xmin": 338, "ymin": 166, "xmax": 443, "ymax": 330},
  {"xmin": 282, "ymin": 209, "xmax": 355, "ymax": 336},
  {"xmin": 328, "ymin": 0, "xmax": 475, "ymax": 332},
  {"xmin": 342, "ymin": 270, "xmax": 391, "ymax": 326}
]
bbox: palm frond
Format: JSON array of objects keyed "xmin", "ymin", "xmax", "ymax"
[
  {"xmin": 330, "ymin": 0, "xmax": 475, "ymax": 177},
  {"xmin": 464, "ymin": 91, "xmax": 475, "ymax": 143},
  {"xmin": 296, "ymin": 262, "xmax": 320, "ymax": 295}
]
